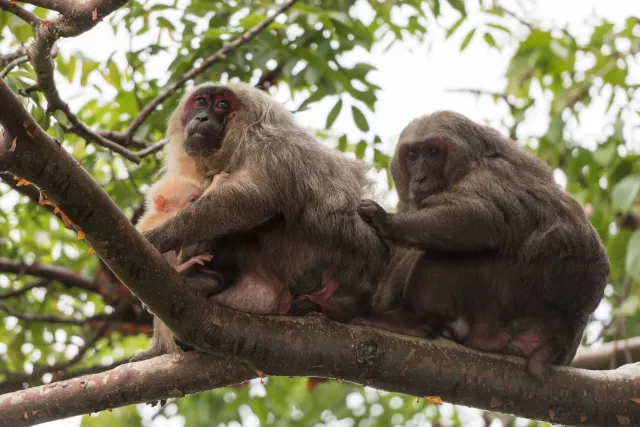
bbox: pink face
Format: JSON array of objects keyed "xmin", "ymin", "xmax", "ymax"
[{"xmin": 180, "ymin": 86, "xmax": 241, "ymax": 156}]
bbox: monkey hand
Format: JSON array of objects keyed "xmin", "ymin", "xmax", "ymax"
[{"xmin": 358, "ymin": 199, "xmax": 393, "ymax": 240}]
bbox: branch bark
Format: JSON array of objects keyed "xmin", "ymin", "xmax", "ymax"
[
  {"xmin": 2, "ymin": 340, "xmax": 640, "ymax": 427},
  {"xmin": 1, "ymin": 76, "xmax": 639, "ymax": 426},
  {"xmin": 125, "ymin": 0, "xmax": 300, "ymax": 141},
  {"xmin": 0, "ymin": 0, "xmax": 40, "ymax": 27}
]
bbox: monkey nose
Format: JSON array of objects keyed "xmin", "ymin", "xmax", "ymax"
[{"xmin": 195, "ymin": 113, "xmax": 209, "ymax": 122}]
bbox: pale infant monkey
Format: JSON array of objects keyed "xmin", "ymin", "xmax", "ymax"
[
  {"xmin": 136, "ymin": 173, "xmax": 230, "ymax": 272},
  {"xmin": 136, "ymin": 172, "xmax": 289, "ymax": 315}
]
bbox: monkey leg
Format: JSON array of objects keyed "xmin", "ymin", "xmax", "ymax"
[
  {"xmin": 351, "ymin": 310, "xmax": 434, "ymax": 338},
  {"xmin": 183, "ymin": 268, "xmax": 228, "ymax": 296}
]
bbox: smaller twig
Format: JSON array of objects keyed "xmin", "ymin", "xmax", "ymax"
[
  {"xmin": 0, "ymin": 47, "xmax": 28, "ymax": 68},
  {"xmin": 126, "ymin": 0, "xmax": 300, "ymax": 141},
  {"xmin": 0, "ymin": 257, "xmax": 99, "ymax": 294},
  {"xmin": 0, "ymin": 56, "xmax": 29, "ymax": 79},
  {"xmin": 494, "ymin": 4, "xmax": 532, "ymax": 30},
  {"xmin": 0, "ymin": 301, "xmax": 111, "ymax": 325},
  {"xmin": 0, "ymin": 0, "xmax": 41, "ymax": 27},
  {"xmin": 94, "ymin": 130, "xmax": 149, "ymax": 148},
  {"xmin": 136, "ymin": 139, "xmax": 168, "ymax": 157},
  {"xmin": 0, "ymin": 279, "xmax": 50, "ymax": 299}
]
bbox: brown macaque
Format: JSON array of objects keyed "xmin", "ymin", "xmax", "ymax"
[
  {"xmin": 131, "ymin": 82, "xmax": 389, "ymax": 361},
  {"xmin": 356, "ymin": 111, "xmax": 610, "ymax": 381}
]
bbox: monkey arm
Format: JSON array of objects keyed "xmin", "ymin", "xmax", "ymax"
[
  {"xmin": 142, "ymin": 172, "xmax": 278, "ymax": 253},
  {"xmin": 387, "ymin": 194, "xmax": 505, "ymax": 252}
]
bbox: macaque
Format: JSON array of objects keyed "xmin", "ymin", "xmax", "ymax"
[
  {"xmin": 356, "ymin": 111, "xmax": 610, "ymax": 381},
  {"xmin": 131, "ymin": 82, "xmax": 389, "ymax": 361}
]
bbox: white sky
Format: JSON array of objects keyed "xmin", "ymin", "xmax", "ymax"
[{"xmin": 6, "ymin": 0, "xmax": 637, "ymax": 425}]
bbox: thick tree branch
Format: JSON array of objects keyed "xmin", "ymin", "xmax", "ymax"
[
  {"xmin": 2, "ymin": 338, "xmax": 640, "ymax": 426},
  {"xmin": 125, "ymin": 0, "xmax": 300, "ymax": 141},
  {"xmin": 0, "ymin": 353, "xmax": 255, "ymax": 425},
  {"xmin": 0, "ymin": 257, "xmax": 99, "ymax": 294},
  {"xmin": 0, "ymin": 0, "xmax": 40, "ymax": 27},
  {"xmin": 0, "ymin": 76, "xmax": 639, "ymax": 426},
  {"xmin": 573, "ymin": 337, "xmax": 640, "ymax": 370}
]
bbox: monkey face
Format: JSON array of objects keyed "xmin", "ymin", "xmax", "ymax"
[
  {"xmin": 399, "ymin": 139, "xmax": 448, "ymax": 203},
  {"xmin": 180, "ymin": 87, "xmax": 240, "ymax": 156}
]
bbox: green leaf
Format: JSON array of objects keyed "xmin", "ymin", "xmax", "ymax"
[
  {"xmin": 483, "ymin": 32, "xmax": 497, "ymax": 48},
  {"xmin": 460, "ymin": 28, "xmax": 476, "ymax": 51},
  {"xmin": 612, "ymin": 295, "xmax": 640, "ymax": 317},
  {"xmin": 355, "ymin": 140, "xmax": 367, "ymax": 159},
  {"xmin": 487, "ymin": 23, "xmax": 511, "ymax": 34},
  {"xmin": 611, "ymin": 175, "xmax": 640, "ymax": 213},
  {"xmin": 626, "ymin": 230, "xmax": 640, "ymax": 281},
  {"xmin": 593, "ymin": 142, "xmax": 616, "ymax": 167},
  {"xmin": 445, "ymin": 16, "xmax": 464, "ymax": 39},
  {"xmin": 448, "ymin": 0, "xmax": 466, "ymax": 16},
  {"xmin": 337, "ymin": 134, "xmax": 348, "ymax": 152},
  {"xmin": 53, "ymin": 122, "xmax": 65, "ymax": 142},
  {"xmin": 351, "ymin": 106, "xmax": 369, "ymax": 132},
  {"xmin": 326, "ymin": 99, "xmax": 343, "ymax": 129}
]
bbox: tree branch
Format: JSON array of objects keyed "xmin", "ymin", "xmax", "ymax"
[
  {"xmin": 0, "ymin": 353, "xmax": 256, "ymax": 425},
  {"xmin": 0, "ymin": 0, "xmax": 40, "ymax": 27},
  {"xmin": 0, "ymin": 301, "xmax": 111, "ymax": 325},
  {"xmin": 0, "ymin": 47, "xmax": 28, "ymax": 69},
  {"xmin": 2, "ymin": 341, "xmax": 640, "ymax": 426},
  {"xmin": 0, "ymin": 279, "xmax": 50, "ymax": 299},
  {"xmin": 28, "ymin": 26, "xmax": 140, "ymax": 162},
  {"xmin": 125, "ymin": 0, "xmax": 300, "ymax": 141},
  {"xmin": 93, "ymin": 130, "xmax": 148, "ymax": 148},
  {"xmin": 0, "ymin": 55, "xmax": 29, "ymax": 79},
  {"xmin": 0, "ymin": 257, "xmax": 99, "ymax": 294},
  {"xmin": 1, "ymin": 74, "xmax": 639, "ymax": 427},
  {"xmin": 573, "ymin": 337, "xmax": 640, "ymax": 370}
]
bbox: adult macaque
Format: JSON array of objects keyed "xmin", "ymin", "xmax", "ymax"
[
  {"xmin": 356, "ymin": 111, "xmax": 609, "ymax": 380},
  {"xmin": 132, "ymin": 82, "xmax": 389, "ymax": 361}
]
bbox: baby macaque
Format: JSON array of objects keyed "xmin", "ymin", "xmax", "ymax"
[{"xmin": 136, "ymin": 173, "xmax": 230, "ymax": 273}]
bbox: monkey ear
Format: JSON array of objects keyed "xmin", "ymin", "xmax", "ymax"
[{"xmin": 153, "ymin": 195, "xmax": 167, "ymax": 212}]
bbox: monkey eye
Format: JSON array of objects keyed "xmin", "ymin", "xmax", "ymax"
[
  {"xmin": 427, "ymin": 146, "xmax": 440, "ymax": 156},
  {"xmin": 193, "ymin": 96, "xmax": 208, "ymax": 109},
  {"xmin": 215, "ymin": 100, "xmax": 230, "ymax": 111},
  {"xmin": 406, "ymin": 149, "xmax": 419, "ymax": 160}
]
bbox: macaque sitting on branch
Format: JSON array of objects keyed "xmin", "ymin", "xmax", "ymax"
[
  {"xmin": 131, "ymin": 82, "xmax": 390, "ymax": 361},
  {"xmin": 356, "ymin": 111, "xmax": 610, "ymax": 381}
]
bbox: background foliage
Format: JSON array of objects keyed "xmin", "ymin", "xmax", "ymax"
[{"xmin": 0, "ymin": 0, "xmax": 638, "ymax": 425}]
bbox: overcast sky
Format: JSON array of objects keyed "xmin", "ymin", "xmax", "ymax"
[{"xmin": 10, "ymin": 0, "xmax": 639, "ymax": 425}]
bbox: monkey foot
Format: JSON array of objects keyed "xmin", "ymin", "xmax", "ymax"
[{"xmin": 175, "ymin": 253, "xmax": 214, "ymax": 273}]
